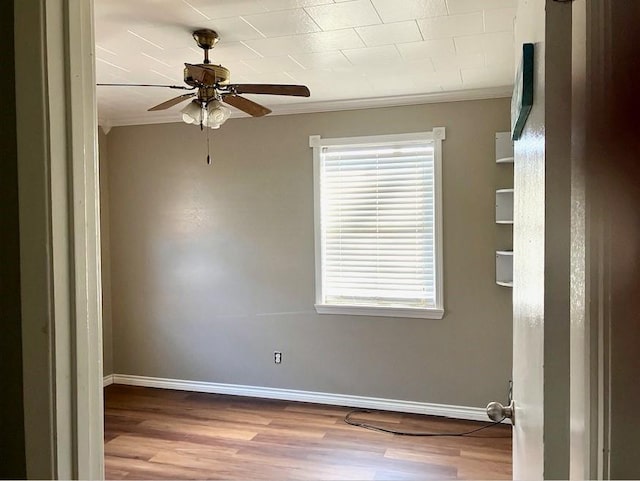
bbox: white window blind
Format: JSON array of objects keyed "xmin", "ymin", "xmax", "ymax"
[{"xmin": 311, "ymin": 130, "xmax": 444, "ymax": 319}]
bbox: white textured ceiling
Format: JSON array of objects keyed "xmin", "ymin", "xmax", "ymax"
[{"xmin": 95, "ymin": 0, "xmax": 516, "ymax": 126}]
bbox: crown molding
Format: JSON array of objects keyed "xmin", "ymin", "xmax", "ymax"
[
  {"xmin": 98, "ymin": 85, "xmax": 513, "ymax": 129},
  {"xmin": 259, "ymin": 85, "xmax": 513, "ymax": 117}
]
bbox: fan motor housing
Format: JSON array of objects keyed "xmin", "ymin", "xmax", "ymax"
[
  {"xmin": 184, "ymin": 64, "xmax": 230, "ymax": 87},
  {"xmin": 197, "ymin": 87, "xmax": 218, "ymax": 103}
]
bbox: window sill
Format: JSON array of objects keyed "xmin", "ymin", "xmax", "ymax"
[{"xmin": 314, "ymin": 304, "xmax": 445, "ymax": 319}]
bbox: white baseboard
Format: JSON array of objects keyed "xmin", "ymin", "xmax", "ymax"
[
  {"xmin": 110, "ymin": 374, "xmax": 492, "ymax": 422},
  {"xmin": 103, "ymin": 374, "xmax": 114, "ymax": 387}
]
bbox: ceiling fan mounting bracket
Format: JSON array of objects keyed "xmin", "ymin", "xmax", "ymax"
[
  {"xmin": 193, "ymin": 29, "xmax": 219, "ymax": 63},
  {"xmin": 192, "ymin": 29, "xmax": 219, "ymax": 50}
]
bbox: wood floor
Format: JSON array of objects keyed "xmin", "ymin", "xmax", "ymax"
[{"xmin": 104, "ymin": 385, "xmax": 512, "ymax": 480}]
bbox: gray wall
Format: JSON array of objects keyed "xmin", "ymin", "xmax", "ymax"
[
  {"xmin": 105, "ymin": 98, "xmax": 513, "ymax": 407},
  {"xmin": 0, "ymin": 0, "xmax": 27, "ymax": 476},
  {"xmin": 100, "ymin": 129, "xmax": 114, "ymax": 376}
]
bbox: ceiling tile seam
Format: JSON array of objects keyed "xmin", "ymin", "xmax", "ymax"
[
  {"xmin": 396, "ymin": 45, "xmax": 416, "ymax": 63},
  {"xmin": 396, "ymin": 48, "xmax": 407, "ymax": 62},
  {"xmin": 452, "ymin": 34, "xmax": 460, "ymax": 56},
  {"xmin": 366, "ymin": 0, "xmax": 384, "ymax": 25},
  {"xmin": 140, "ymin": 52, "xmax": 172, "ymax": 68},
  {"xmin": 181, "ymin": 0, "xmax": 211, "ymax": 21},
  {"xmin": 416, "ymin": 20, "xmax": 428, "ymax": 40},
  {"xmin": 283, "ymin": 71, "xmax": 301, "ymax": 83},
  {"xmin": 301, "ymin": 6, "xmax": 324, "ymax": 32},
  {"xmin": 287, "ymin": 53, "xmax": 307, "ymax": 69},
  {"xmin": 444, "ymin": 0, "xmax": 452, "ymax": 15},
  {"xmin": 238, "ymin": 60, "xmax": 261, "ymax": 74},
  {"xmin": 426, "ymin": 57, "xmax": 437, "ymax": 74},
  {"xmin": 351, "ymin": 27, "xmax": 368, "ymax": 51},
  {"xmin": 239, "ymin": 41, "xmax": 265, "ymax": 58},
  {"xmin": 392, "ymin": 43, "xmax": 404, "ymax": 62},
  {"xmin": 149, "ymin": 69, "xmax": 177, "ymax": 82},
  {"xmin": 95, "ymin": 45, "xmax": 117, "ymax": 56},
  {"xmin": 415, "ymin": 20, "xmax": 425, "ymax": 42},
  {"xmin": 338, "ymin": 48, "xmax": 357, "ymax": 67},
  {"xmin": 127, "ymin": 29, "xmax": 164, "ymax": 50},
  {"xmin": 336, "ymin": 50, "xmax": 354, "ymax": 67},
  {"xmin": 96, "ymin": 57, "xmax": 130, "ymax": 73},
  {"xmin": 287, "ymin": 55, "xmax": 308, "ymax": 70},
  {"xmin": 255, "ymin": 0, "xmax": 305, "ymax": 13},
  {"xmin": 238, "ymin": 16, "xmax": 267, "ymax": 38},
  {"xmin": 235, "ymin": 27, "xmax": 349, "ymax": 47}
]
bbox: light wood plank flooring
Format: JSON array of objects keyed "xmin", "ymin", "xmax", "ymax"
[{"xmin": 104, "ymin": 385, "xmax": 512, "ymax": 480}]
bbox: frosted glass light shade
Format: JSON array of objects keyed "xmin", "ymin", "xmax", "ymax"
[
  {"xmin": 181, "ymin": 101, "xmax": 202, "ymax": 124},
  {"xmin": 204, "ymin": 100, "xmax": 231, "ymax": 129}
]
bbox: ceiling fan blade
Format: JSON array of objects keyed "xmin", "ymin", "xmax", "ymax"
[
  {"xmin": 148, "ymin": 93, "xmax": 196, "ymax": 111},
  {"xmin": 185, "ymin": 63, "xmax": 218, "ymax": 85},
  {"xmin": 223, "ymin": 94, "xmax": 272, "ymax": 117},
  {"xmin": 97, "ymin": 83, "xmax": 194, "ymax": 90},
  {"xmin": 230, "ymin": 84, "xmax": 310, "ymax": 97}
]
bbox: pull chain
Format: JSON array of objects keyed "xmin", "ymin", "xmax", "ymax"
[{"xmin": 206, "ymin": 125, "xmax": 212, "ymax": 165}]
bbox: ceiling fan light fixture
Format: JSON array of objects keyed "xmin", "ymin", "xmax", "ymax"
[
  {"xmin": 181, "ymin": 100, "xmax": 203, "ymax": 125},
  {"xmin": 203, "ymin": 100, "xmax": 231, "ymax": 129}
]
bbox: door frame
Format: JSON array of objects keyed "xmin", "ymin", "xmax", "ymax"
[
  {"xmin": 14, "ymin": 0, "xmax": 616, "ymax": 478},
  {"xmin": 571, "ymin": 0, "xmax": 613, "ymax": 477},
  {"xmin": 512, "ymin": 0, "xmax": 610, "ymax": 477},
  {"xmin": 15, "ymin": 0, "xmax": 104, "ymax": 478}
]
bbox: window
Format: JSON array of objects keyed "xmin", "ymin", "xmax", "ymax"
[{"xmin": 310, "ymin": 128, "xmax": 445, "ymax": 319}]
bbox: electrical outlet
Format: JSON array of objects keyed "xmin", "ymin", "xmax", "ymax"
[{"xmin": 274, "ymin": 351, "xmax": 282, "ymax": 364}]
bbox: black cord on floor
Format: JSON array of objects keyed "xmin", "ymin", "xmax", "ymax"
[{"xmin": 344, "ymin": 409, "xmax": 510, "ymax": 438}]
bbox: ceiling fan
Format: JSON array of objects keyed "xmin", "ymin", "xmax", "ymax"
[{"xmin": 98, "ymin": 28, "xmax": 311, "ymax": 129}]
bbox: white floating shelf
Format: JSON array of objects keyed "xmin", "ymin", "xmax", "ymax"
[
  {"xmin": 495, "ymin": 131, "xmax": 513, "ymax": 290},
  {"xmin": 496, "ymin": 189, "xmax": 514, "ymax": 224},
  {"xmin": 496, "ymin": 250, "xmax": 513, "ymax": 288},
  {"xmin": 496, "ymin": 132, "xmax": 514, "ymax": 163}
]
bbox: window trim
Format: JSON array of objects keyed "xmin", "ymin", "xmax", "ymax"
[{"xmin": 310, "ymin": 128, "xmax": 446, "ymax": 319}]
